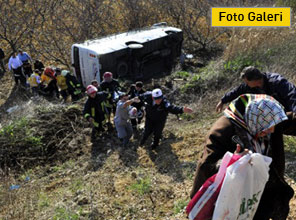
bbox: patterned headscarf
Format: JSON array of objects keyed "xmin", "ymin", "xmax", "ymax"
[
  {"xmin": 224, "ymin": 94, "xmax": 287, "ymax": 136},
  {"xmin": 224, "ymin": 94, "xmax": 288, "ymax": 154},
  {"xmin": 245, "ymin": 98, "xmax": 288, "ymax": 136}
]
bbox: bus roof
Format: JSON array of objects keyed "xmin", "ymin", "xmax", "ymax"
[{"xmin": 72, "ymin": 26, "xmax": 182, "ymax": 56}]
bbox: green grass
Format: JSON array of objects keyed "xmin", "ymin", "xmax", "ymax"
[
  {"xmin": 174, "ymin": 198, "xmax": 189, "ymax": 214},
  {"xmin": 128, "ymin": 177, "xmax": 152, "ymax": 195},
  {"xmin": 52, "ymin": 207, "xmax": 81, "ymax": 220},
  {"xmin": 284, "ymin": 136, "xmax": 296, "ymax": 154},
  {"xmin": 0, "ymin": 117, "xmax": 43, "ymax": 147},
  {"xmin": 70, "ymin": 177, "xmax": 84, "ymax": 193},
  {"xmin": 174, "ymin": 71, "xmax": 191, "ymax": 79},
  {"xmin": 38, "ymin": 192, "xmax": 51, "ymax": 209},
  {"xmin": 224, "ymin": 55, "xmax": 262, "ymax": 73}
]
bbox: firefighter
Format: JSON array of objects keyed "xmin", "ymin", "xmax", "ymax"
[
  {"xmin": 83, "ymin": 85, "xmax": 111, "ymax": 138},
  {"xmin": 139, "ymin": 88, "xmax": 193, "ymax": 149},
  {"xmin": 91, "ymin": 79, "xmax": 101, "ymax": 91},
  {"xmin": 62, "ymin": 70, "xmax": 82, "ymax": 102},
  {"xmin": 56, "ymin": 68, "xmax": 68, "ymax": 102},
  {"xmin": 100, "ymin": 71, "xmax": 121, "ymax": 129},
  {"xmin": 40, "ymin": 67, "xmax": 59, "ymax": 99}
]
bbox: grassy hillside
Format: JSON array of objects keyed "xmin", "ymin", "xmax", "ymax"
[{"xmin": 2, "ymin": 27, "xmax": 296, "ymax": 219}]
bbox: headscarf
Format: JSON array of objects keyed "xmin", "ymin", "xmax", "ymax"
[
  {"xmin": 224, "ymin": 94, "xmax": 288, "ymax": 154},
  {"xmin": 245, "ymin": 97, "xmax": 288, "ymax": 136}
]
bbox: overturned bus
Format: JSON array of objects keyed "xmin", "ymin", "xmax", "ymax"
[{"xmin": 71, "ymin": 23, "xmax": 183, "ymax": 87}]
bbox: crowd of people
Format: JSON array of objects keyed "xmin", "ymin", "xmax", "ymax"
[
  {"xmin": 82, "ymin": 66, "xmax": 296, "ymax": 219},
  {"xmin": 83, "ymin": 71, "xmax": 193, "ymax": 149},
  {"xmin": 2, "ymin": 45, "xmax": 296, "ymax": 218},
  {"xmin": 0, "ymin": 47, "xmax": 82, "ymax": 102}
]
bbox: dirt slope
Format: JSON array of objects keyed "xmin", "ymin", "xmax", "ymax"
[{"xmin": 0, "ymin": 72, "xmax": 296, "ymax": 219}]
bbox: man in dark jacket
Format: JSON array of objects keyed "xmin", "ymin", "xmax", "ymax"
[
  {"xmin": 216, "ymin": 66, "xmax": 296, "ymax": 113},
  {"xmin": 139, "ymin": 88, "xmax": 193, "ymax": 149},
  {"xmin": 128, "ymin": 81, "xmax": 146, "ymax": 130},
  {"xmin": 33, "ymin": 59, "xmax": 45, "ymax": 72},
  {"xmin": 83, "ymin": 85, "xmax": 110, "ymax": 138}
]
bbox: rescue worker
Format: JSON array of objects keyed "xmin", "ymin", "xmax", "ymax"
[
  {"xmin": 91, "ymin": 79, "xmax": 101, "ymax": 91},
  {"xmin": 216, "ymin": 66, "xmax": 296, "ymax": 114},
  {"xmin": 56, "ymin": 68, "xmax": 68, "ymax": 102},
  {"xmin": 40, "ymin": 67, "xmax": 59, "ymax": 98},
  {"xmin": 83, "ymin": 85, "xmax": 111, "ymax": 138},
  {"xmin": 100, "ymin": 71, "xmax": 121, "ymax": 129},
  {"xmin": 139, "ymin": 88, "xmax": 193, "ymax": 149},
  {"xmin": 62, "ymin": 70, "xmax": 82, "ymax": 102},
  {"xmin": 216, "ymin": 65, "xmax": 296, "ymax": 139},
  {"xmin": 114, "ymin": 93, "xmax": 140, "ymax": 147},
  {"xmin": 41, "ymin": 67, "xmax": 54, "ymax": 85},
  {"xmin": 128, "ymin": 81, "xmax": 146, "ymax": 130},
  {"xmin": 27, "ymin": 69, "xmax": 41, "ymax": 97}
]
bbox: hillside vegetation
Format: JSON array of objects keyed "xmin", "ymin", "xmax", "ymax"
[{"xmin": 1, "ymin": 0, "xmax": 296, "ymax": 219}]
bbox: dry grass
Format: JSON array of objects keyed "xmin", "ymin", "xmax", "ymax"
[{"xmin": 2, "ymin": 25, "xmax": 296, "ymax": 219}]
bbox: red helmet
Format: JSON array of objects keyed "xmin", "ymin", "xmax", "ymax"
[
  {"xmin": 44, "ymin": 67, "xmax": 55, "ymax": 78},
  {"xmin": 86, "ymin": 85, "xmax": 98, "ymax": 95},
  {"xmin": 103, "ymin": 72, "xmax": 112, "ymax": 79}
]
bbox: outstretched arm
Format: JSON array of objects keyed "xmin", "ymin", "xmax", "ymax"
[{"xmin": 216, "ymin": 101, "xmax": 224, "ymax": 113}]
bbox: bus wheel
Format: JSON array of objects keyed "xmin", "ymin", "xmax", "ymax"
[{"xmin": 117, "ymin": 61, "xmax": 128, "ymax": 77}]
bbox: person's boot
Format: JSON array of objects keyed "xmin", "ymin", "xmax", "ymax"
[
  {"xmin": 150, "ymin": 142, "xmax": 159, "ymax": 150},
  {"xmin": 151, "ymin": 138, "xmax": 160, "ymax": 150}
]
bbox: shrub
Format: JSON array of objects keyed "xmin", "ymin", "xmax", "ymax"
[{"xmin": 128, "ymin": 177, "xmax": 152, "ymax": 195}]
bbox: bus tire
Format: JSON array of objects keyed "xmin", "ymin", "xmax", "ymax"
[{"xmin": 117, "ymin": 61, "xmax": 128, "ymax": 77}]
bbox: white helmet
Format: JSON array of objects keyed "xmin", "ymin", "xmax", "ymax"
[
  {"xmin": 61, "ymin": 70, "xmax": 70, "ymax": 77},
  {"xmin": 152, "ymin": 88, "xmax": 163, "ymax": 99}
]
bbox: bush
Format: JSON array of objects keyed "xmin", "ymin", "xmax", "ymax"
[
  {"xmin": 128, "ymin": 177, "xmax": 152, "ymax": 195},
  {"xmin": 180, "ymin": 61, "xmax": 232, "ymax": 94}
]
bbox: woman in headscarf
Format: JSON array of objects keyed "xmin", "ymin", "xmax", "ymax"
[{"xmin": 190, "ymin": 94, "xmax": 294, "ymax": 220}]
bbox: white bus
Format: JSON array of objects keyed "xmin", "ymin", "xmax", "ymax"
[{"xmin": 71, "ymin": 23, "xmax": 183, "ymax": 87}]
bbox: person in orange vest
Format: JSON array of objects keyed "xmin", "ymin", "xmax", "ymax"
[{"xmin": 40, "ymin": 67, "xmax": 59, "ymax": 99}]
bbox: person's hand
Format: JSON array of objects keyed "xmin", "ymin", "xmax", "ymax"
[
  {"xmin": 183, "ymin": 106, "xmax": 193, "ymax": 113},
  {"xmin": 132, "ymin": 97, "xmax": 140, "ymax": 103},
  {"xmin": 234, "ymin": 144, "xmax": 249, "ymax": 156},
  {"xmin": 216, "ymin": 101, "xmax": 224, "ymax": 113}
]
